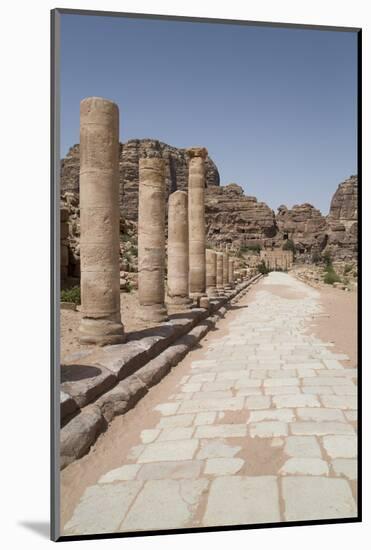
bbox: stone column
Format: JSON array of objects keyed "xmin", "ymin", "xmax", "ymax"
[
  {"xmin": 228, "ymin": 258, "xmax": 235, "ymax": 288},
  {"xmin": 187, "ymin": 147, "xmax": 208, "ymax": 307},
  {"xmin": 206, "ymin": 249, "xmax": 217, "ymax": 297},
  {"xmin": 216, "ymin": 252, "xmax": 224, "ymax": 293},
  {"xmin": 138, "ymin": 157, "xmax": 168, "ymax": 322},
  {"xmin": 60, "ymin": 207, "xmax": 69, "ymax": 288},
  {"xmin": 222, "ymin": 252, "xmax": 229, "ymax": 288},
  {"xmin": 78, "ymin": 97, "xmax": 125, "ymax": 345},
  {"xmin": 167, "ymin": 190, "xmax": 191, "ymax": 312}
]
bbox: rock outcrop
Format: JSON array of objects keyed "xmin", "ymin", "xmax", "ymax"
[
  {"xmin": 325, "ymin": 175, "xmax": 358, "ymax": 260},
  {"xmin": 205, "ymin": 183, "xmax": 277, "ymax": 248},
  {"xmin": 60, "ymin": 139, "xmax": 358, "ymax": 282},
  {"xmin": 61, "ymin": 139, "xmax": 220, "ymax": 221},
  {"xmin": 276, "ymin": 203, "xmax": 328, "ymax": 260}
]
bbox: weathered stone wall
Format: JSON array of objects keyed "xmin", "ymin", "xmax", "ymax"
[
  {"xmin": 325, "ymin": 175, "xmax": 358, "ymax": 261},
  {"xmin": 260, "ymin": 250, "xmax": 294, "ymax": 270},
  {"xmin": 276, "ymin": 203, "xmax": 327, "ymax": 260},
  {"xmin": 205, "ymin": 183, "xmax": 278, "ymax": 249}
]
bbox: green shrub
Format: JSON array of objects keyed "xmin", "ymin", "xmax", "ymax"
[
  {"xmin": 323, "ymin": 251, "xmax": 332, "ymax": 267},
  {"xmin": 61, "ymin": 286, "xmax": 81, "ymax": 304},
  {"xmin": 120, "ymin": 233, "xmax": 132, "ymax": 242},
  {"xmin": 344, "ymin": 264, "xmax": 353, "ymax": 275},
  {"xmin": 282, "ymin": 239, "xmax": 295, "ymax": 252},
  {"xmin": 323, "ymin": 269, "xmax": 340, "ymax": 285},
  {"xmin": 240, "ymin": 244, "xmax": 262, "ymax": 255},
  {"xmin": 121, "ymin": 280, "xmax": 132, "ymax": 293},
  {"xmin": 257, "ymin": 261, "xmax": 270, "ymax": 275}
]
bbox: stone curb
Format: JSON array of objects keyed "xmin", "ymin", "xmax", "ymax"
[{"xmin": 60, "ymin": 274, "xmax": 262, "ymax": 469}]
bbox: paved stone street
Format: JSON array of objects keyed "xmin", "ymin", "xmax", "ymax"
[{"xmin": 63, "ymin": 273, "xmax": 357, "ymax": 536}]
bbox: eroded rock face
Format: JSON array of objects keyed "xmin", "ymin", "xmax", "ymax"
[
  {"xmin": 61, "ymin": 138, "xmax": 358, "ymax": 278},
  {"xmin": 325, "ymin": 175, "xmax": 358, "ymax": 260},
  {"xmin": 61, "ymin": 139, "xmax": 220, "ymax": 221},
  {"xmin": 205, "ymin": 183, "xmax": 278, "ymax": 248},
  {"xmin": 276, "ymin": 203, "xmax": 328, "ymax": 260}
]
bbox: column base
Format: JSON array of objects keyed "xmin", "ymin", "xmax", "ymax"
[
  {"xmin": 216, "ymin": 286, "xmax": 227, "ymax": 296},
  {"xmin": 189, "ymin": 292, "xmax": 209, "ymax": 309},
  {"xmin": 139, "ymin": 303, "xmax": 169, "ymax": 323},
  {"xmin": 206, "ymin": 286, "xmax": 218, "ymax": 298},
  {"xmin": 78, "ymin": 316, "xmax": 125, "ymax": 346},
  {"xmin": 199, "ymin": 296, "xmax": 210, "ymax": 309},
  {"xmin": 166, "ymin": 295, "xmax": 192, "ymax": 314}
]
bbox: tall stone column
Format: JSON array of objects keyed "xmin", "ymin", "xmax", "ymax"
[
  {"xmin": 79, "ymin": 97, "xmax": 125, "ymax": 345},
  {"xmin": 60, "ymin": 207, "xmax": 69, "ymax": 289},
  {"xmin": 138, "ymin": 157, "xmax": 168, "ymax": 322},
  {"xmin": 167, "ymin": 190, "xmax": 191, "ymax": 312},
  {"xmin": 216, "ymin": 252, "xmax": 224, "ymax": 292},
  {"xmin": 222, "ymin": 252, "xmax": 229, "ymax": 288},
  {"xmin": 206, "ymin": 249, "xmax": 217, "ymax": 297},
  {"xmin": 228, "ymin": 258, "xmax": 235, "ymax": 288},
  {"xmin": 187, "ymin": 147, "xmax": 208, "ymax": 308}
]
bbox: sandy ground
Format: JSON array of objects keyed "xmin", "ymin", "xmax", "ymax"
[
  {"xmin": 60, "ymin": 276, "xmax": 358, "ymax": 527},
  {"xmin": 310, "ymin": 285, "xmax": 357, "ymax": 367},
  {"xmin": 61, "ymin": 290, "xmax": 158, "ymax": 362}
]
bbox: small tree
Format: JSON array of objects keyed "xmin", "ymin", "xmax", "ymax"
[
  {"xmin": 322, "ymin": 250, "xmax": 332, "ymax": 268},
  {"xmin": 61, "ymin": 286, "xmax": 81, "ymax": 304},
  {"xmin": 257, "ymin": 261, "xmax": 270, "ymax": 275},
  {"xmin": 282, "ymin": 239, "xmax": 295, "ymax": 253},
  {"xmin": 240, "ymin": 244, "xmax": 262, "ymax": 255},
  {"xmin": 324, "ymin": 269, "xmax": 341, "ymax": 285}
]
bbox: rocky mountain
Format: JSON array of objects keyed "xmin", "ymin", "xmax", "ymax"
[
  {"xmin": 60, "ymin": 138, "xmax": 358, "ymax": 284},
  {"xmin": 61, "ymin": 139, "xmax": 220, "ymax": 221},
  {"xmin": 276, "ymin": 203, "xmax": 328, "ymax": 258},
  {"xmin": 205, "ymin": 183, "xmax": 277, "ymax": 248},
  {"xmin": 325, "ymin": 175, "xmax": 358, "ymax": 260}
]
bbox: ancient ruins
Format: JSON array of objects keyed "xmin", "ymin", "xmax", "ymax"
[
  {"xmin": 187, "ymin": 147, "xmax": 209, "ymax": 307},
  {"xmin": 138, "ymin": 157, "xmax": 168, "ymax": 322},
  {"xmin": 167, "ymin": 190, "xmax": 191, "ymax": 312},
  {"xmin": 59, "ymin": 97, "xmax": 358, "ymax": 534},
  {"xmin": 78, "ymin": 97, "xmax": 125, "ymax": 345},
  {"xmin": 61, "ymin": 138, "xmax": 358, "ymax": 294},
  {"xmin": 59, "ymin": 96, "xmax": 358, "ymax": 462}
]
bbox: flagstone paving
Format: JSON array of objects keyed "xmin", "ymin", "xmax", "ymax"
[{"xmin": 63, "ymin": 273, "xmax": 358, "ymax": 536}]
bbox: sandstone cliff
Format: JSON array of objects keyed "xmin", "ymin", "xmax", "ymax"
[
  {"xmin": 276, "ymin": 203, "xmax": 328, "ymax": 258},
  {"xmin": 205, "ymin": 183, "xmax": 277, "ymax": 248},
  {"xmin": 325, "ymin": 175, "xmax": 358, "ymax": 260},
  {"xmin": 61, "ymin": 139, "xmax": 220, "ymax": 221},
  {"xmin": 60, "ymin": 138, "xmax": 358, "ymax": 283}
]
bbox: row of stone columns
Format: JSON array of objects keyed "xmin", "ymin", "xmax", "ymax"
[{"xmin": 77, "ymin": 97, "xmax": 239, "ymax": 345}]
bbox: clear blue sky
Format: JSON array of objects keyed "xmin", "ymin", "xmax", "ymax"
[{"xmin": 60, "ymin": 13, "xmax": 358, "ymax": 214}]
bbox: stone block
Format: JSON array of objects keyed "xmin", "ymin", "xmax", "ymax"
[
  {"xmin": 323, "ymin": 435, "xmax": 357, "ymax": 458},
  {"xmin": 284, "ymin": 436, "xmax": 322, "ymax": 458},
  {"xmin": 137, "ymin": 439, "xmax": 199, "ymax": 463},
  {"xmin": 61, "ymin": 364, "xmax": 117, "ymax": 409},
  {"xmin": 120, "ymin": 479, "xmax": 208, "ymax": 531},
  {"xmin": 280, "ymin": 457, "xmax": 329, "ymax": 476},
  {"xmin": 60, "ymin": 405, "xmax": 106, "ymax": 469},
  {"xmin": 203, "ymin": 476, "xmax": 280, "ymax": 526},
  {"xmin": 282, "ymin": 477, "xmax": 356, "ymax": 521}
]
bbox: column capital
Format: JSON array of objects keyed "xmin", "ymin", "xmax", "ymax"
[{"xmin": 186, "ymin": 147, "xmax": 208, "ymax": 160}]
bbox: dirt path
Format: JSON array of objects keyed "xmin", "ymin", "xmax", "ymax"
[{"xmin": 309, "ymin": 286, "xmax": 357, "ymax": 367}]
